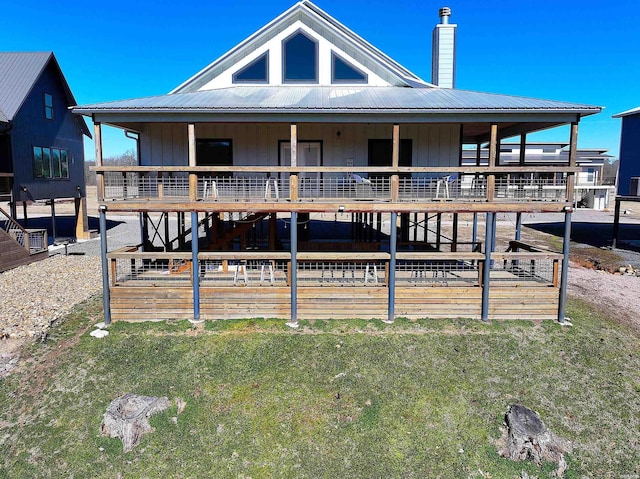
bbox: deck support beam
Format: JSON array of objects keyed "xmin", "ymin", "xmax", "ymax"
[
  {"xmin": 472, "ymin": 213, "xmax": 478, "ymax": 246},
  {"xmin": 288, "ymin": 211, "xmax": 298, "ymax": 326},
  {"xmin": 191, "ymin": 211, "xmax": 201, "ymax": 323},
  {"xmin": 386, "ymin": 211, "xmax": 397, "ymax": 323},
  {"xmin": 557, "ymin": 209, "xmax": 572, "ymax": 323},
  {"xmin": 50, "ymin": 198, "xmax": 57, "ymax": 241},
  {"xmin": 481, "ymin": 212, "xmax": 494, "ymax": 322},
  {"xmin": 99, "ymin": 205, "xmax": 111, "ymax": 325}
]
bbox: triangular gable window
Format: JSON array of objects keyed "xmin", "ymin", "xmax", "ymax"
[
  {"xmin": 233, "ymin": 52, "xmax": 269, "ymax": 83},
  {"xmin": 332, "ymin": 52, "xmax": 367, "ymax": 83},
  {"xmin": 283, "ymin": 30, "xmax": 318, "ymax": 83}
]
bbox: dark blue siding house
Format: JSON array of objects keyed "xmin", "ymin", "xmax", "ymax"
[
  {"xmin": 614, "ymin": 106, "xmax": 640, "ymax": 197},
  {"xmin": 611, "ymin": 106, "xmax": 640, "ymax": 249},
  {"xmin": 0, "ymin": 52, "xmax": 91, "ymax": 270}
]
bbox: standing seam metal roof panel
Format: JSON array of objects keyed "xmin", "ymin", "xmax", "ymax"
[
  {"xmin": 0, "ymin": 52, "xmax": 52, "ymax": 121},
  {"xmin": 73, "ymin": 86, "xmax": 602, "ymax": 114}
]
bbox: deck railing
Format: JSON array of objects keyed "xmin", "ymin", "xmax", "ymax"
[
  {"xmin": 0, "ymin": 206, "xmax": 48, "ymax": 254},
  {"xmin": 95, "ymin": 166, "xmax": 578, "ymax": 205},
  {"xmin": 107, "ymin": 248, "xmax": 562, "ymax": 289}
]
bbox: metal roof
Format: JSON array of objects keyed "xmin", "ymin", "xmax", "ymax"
[
  {"xmin": 0, "ymin": 51, "xmax": 52, "ymax": 120},
  {"xmin": 75, "ymin": 86, "xmax": 601, "ymax": 116},
  {"xmin": 0, "ymin": 51, "xmax": 91, "ymax": 136},
  {"xmin": 613, "ymin": 105, "xmax": 640, "ymax": 118}
]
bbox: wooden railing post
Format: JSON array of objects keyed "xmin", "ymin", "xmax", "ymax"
[
  {"xmin": 290, "ymin": 174, "xmax": 299, "ymax": 201},
  {"xmin": 391, "ymin": 123, "xmax": 400, "ymax": 203},
  {"xmin": 487, "ymin": 123, "xmax": 498, "ymax": 202},
  {"xmin": 566, "ymin": 121, "xmax": 579, "ymax": 204},
  {"xmin": 94, "ymin": 122, "xmax": 105, "ymax": 202},
  {"xmin": 188, "ymin": 123, "xmax": 198, "ymax": 202}
]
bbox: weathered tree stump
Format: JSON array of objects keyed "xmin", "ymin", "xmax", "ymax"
[
  {"xmin": 101, "ymin": 393, "xmax": 170, "ymax": 452},
  {"xmin": 500, "ymin": 404, "xmax": 571, "ymax": 476}
]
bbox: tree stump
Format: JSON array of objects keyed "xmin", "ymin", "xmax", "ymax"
[
  {"xmin": 101, "ymin": 393, "xmax": 171, "ymax": 452},
  {"xmin": 500, "ymin": 404, "xmax": 571, "ymax": 475}
]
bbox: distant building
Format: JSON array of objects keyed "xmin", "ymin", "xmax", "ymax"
[
  {"xmin": 0, "ymin": 51, "xmax": 91, "ymax": 233},
  {"xmin": 462, "ymin": 142, "xmax": 615, "ymax": 209},
  {"xmin": 613, "ymin": 106, "xmax": 640, "ymax": 197}
]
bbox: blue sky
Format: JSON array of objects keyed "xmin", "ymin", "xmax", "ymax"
[{"xmin": 2, "ymin": 0, "xmax": 639, "ymax": 160}]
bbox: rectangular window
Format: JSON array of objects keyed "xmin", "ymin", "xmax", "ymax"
[
  {"xmin": 196, "ymin": 139, "xmax": 233, "ymax": 179},
  {"xmin": 33, "ymin": 146, "xmax": 69, "ymax": 179},
  {"xmin": 368, "ymin": 139, "xmax": 412, "ymax": 180},
  {"xmin": 44, "ymin": 93, "xmax": 54, "ymax": 120}
]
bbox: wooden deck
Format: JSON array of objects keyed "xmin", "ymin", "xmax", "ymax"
[{"xmin": 110, "ymin": 283, "xmax": 559, "ymax": 322}]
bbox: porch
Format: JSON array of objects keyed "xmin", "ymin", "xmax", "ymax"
[{"xmin": 106, "ymin": 247, "xmax": 563, "ymax": 322}]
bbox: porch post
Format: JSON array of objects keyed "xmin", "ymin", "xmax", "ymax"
[
  {"xmin": 519, "ymin": 134, "xmax": 526, "ymax": 166},
  {"xmin": 481, "ymin": 212, "xmax": 494, "ymax": 322},
  {"xmin": 391, "ymin": 124, "xmax": 400, "ymax": 202},
  {"xmin": 558, "ymin": 209, "xmax": 572, "ymax": 323},
  {"xmin": 99, "ymin": 205, "xmax": 111, "ymax": 325},
  {"xmin": 191, "ymin": 211, "xmax": 201, "ymax": 323},
  {"xmin": 487, "ymin": 124, "xmax": 498, "ymax": 201},
  {"xmin": 385, "ymin": 212, "xmax": 398, "ymax": 323},
  {"xmin": 567, "ymin": 121, "xmax": 579, "ymax": 204},
  {"xmin": 288, "ymin": 211, "xmax": 298, "ymax": 327},
  {"xmin": 290, "ymin": 124, "xmax": 298, "ymax": 201},
  {"xmin": 94, "ymin": 122, "xmax": 104, "ymax": 202}
]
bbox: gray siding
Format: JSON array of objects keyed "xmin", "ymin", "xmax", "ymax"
[
  {"xmin": 618, "ymin": 114, "xmax": 640, "ymax": 196},
  {"xmin": 10, "ymin": 60, "xmax": 86, "ymax": 201},
  {"xmin": 139, "ymin": 122, "xmax": 460, "ymax": 171}
]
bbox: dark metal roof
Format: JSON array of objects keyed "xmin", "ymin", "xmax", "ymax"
[
  {"xmin": 0, "ymin": 51, "xmax": 52, "ymax": 120},
  {"xmin": 74, "ymin": 86, "xmax": 601, "ymax": 116},
  {"xmin": 0, "ymin": 51, "xmax": 91, "ymax": 137}
]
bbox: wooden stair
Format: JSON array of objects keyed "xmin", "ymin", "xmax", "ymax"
[
  {"xmin": 0, "ymin": 229, "xmax": 48, "ymax": 272},
  {"xmin": 204, "ymin": 212, "xmax": 269, "ymax": 251}
]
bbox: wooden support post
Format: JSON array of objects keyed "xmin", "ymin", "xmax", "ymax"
[
  {"xmin": 110, "ymin": 258, "xmax": 117, "ymax": 287},
  {"xmin": 377, "ymin": 213, "xmax": 382, "ymax": 242},
  {"xmin": 472, "ymin": 212, "xmax": 478, "ymax": 248},
  {"xmin": 436, "ymin": 213, "xmax": 442, "ymax": 251},
  {"xmin": 94, "ymin": 122, "xmax": 105, "ymax": 202},
  {"xmin": 400, "ymin": 213, "xmax": 409, "ymax": 243},
  {"xmin": 290, "ymin": 175, "xmax": 298, "ymax": 201},
  {"xmin": 391, "ymin": 123, "xmax": 400, "ymax": 203},
  {"xmin": 519, "ymin": 133, "xmax": 527, "ymax": 166},
  {"xmin": 142, "ymin": 212, "xmax": 149, "ymax": 250},
  {"xmin": 566, "ymin": 121, "xmax": 579, "ymax": 204},
  {"xmin": 390, "ymin": 175, "xmax": 399, "ymax": 202},
  {"xmin": 552, "ymin": 259, "xmax": 559, "ymax": 288},
  {"xmin": 487, "ymin": 124, "xmax": 498, "ymax": 202},
  {"xmin": 75, "ymin": 195, "xmax": 90, "ymax": 240},
  {"xmin": 188, "ymin": 123, "xmax": 198, "ymax": 202},
  {"xmin": 515, "ymin": 212, "xmax": 522, "ymax": 241},
  {"xmin": 164, "ymin": 213, "xmax": 171, "ymax": 252},
  {"xmin": 22, "ymin": 200, "xmax": 28, "ymax": 227}
]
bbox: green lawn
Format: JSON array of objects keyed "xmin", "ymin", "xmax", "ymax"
[{"xmin": 1, "ymin": 297, "xmax": 639, "ymax": 478}]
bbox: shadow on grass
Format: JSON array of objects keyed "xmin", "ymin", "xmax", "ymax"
[{"xmin": 526, "ymin": 220, "xmax": 640, "ymax": 250}]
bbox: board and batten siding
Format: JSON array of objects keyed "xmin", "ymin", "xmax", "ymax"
[
  {"xmin": 139, "ymin": 122, "xmax": 461, "ymax": 170},
  {"xmin": 618, "ymin": 113, "xmax": 640, "ymax": 196},
  {"xmin": 10, "ymin": 60, "xmax": 86, "ymax": 201}
]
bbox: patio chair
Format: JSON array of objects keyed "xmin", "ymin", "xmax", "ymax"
[{"xmin": 435, "ymin": 174, "xmax": 457, "ymax": 199}]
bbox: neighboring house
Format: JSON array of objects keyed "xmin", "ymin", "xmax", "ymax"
[
  {"xmin": 74, "ymin": 2, "xmax": 601, "ymax": 324},
  {"xmin": 611, "ymin": 106, "xmax": 640, "ymax": 249},
  {"xmin": 461, "ymin": 143, "xmax": 615, "ymax": 209},
  {"xmin": 0, "ymin": 52, "xmax": 92, "ymax": 252},
  {"xmin": 613, "ymin": 106, "xmax": 640, "ymax": 196}
]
